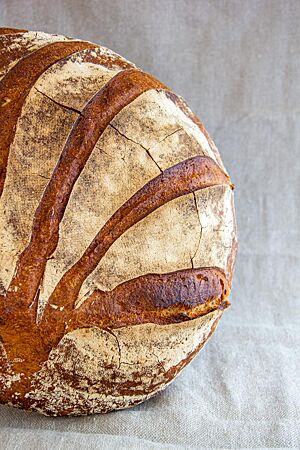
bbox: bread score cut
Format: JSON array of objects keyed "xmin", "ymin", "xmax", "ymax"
[{"xmin": 0, "ymin": 27, "xmax": 237, "ymax": 416}]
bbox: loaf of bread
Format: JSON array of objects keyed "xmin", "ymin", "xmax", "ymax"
[{"xmin": 0, "ymin": 28, "xmax": 237, "ymax": 416}]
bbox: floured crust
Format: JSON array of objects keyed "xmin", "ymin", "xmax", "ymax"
[
  {"xmin": 26, "ymin": 310, "xmax": 222, "ymax": 416},
  {"xmin": 0, "ymin": 30, "xmax": 76, "ymax": 80},
  {"xmin": 0, "ymin": 28, "xmax": 237, "ymax": 416}
]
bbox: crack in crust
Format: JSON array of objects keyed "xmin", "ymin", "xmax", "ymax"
[
  {"xmin": 191, "ymin": 192, "xmax": 204, "ymax": 268},
  {"xmin": 109, "ymin": 123, "xmax": 164, "ymax": 172},
  {"xmin": 164, "ymin": 91, "xmax": 227, "ymax": 173},
  {"xmin": 34, "ymin": 87, "xmax": 83, "ymax": 115}
]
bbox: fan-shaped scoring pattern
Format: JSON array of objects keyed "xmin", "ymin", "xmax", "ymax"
[
  {"xmin": 34, "ymin": 88, "xmax": 235, "ymax": 310},
  {"xmin": 39, "ymin": 155, "xmax": 231, "ymax": 344},
  {"xmin": 6, "ymin": 68, "xmax": 166, "ymax": 313},
  {"xmin": 0, "ymin": 29, "xmax": 235, "ymax": 324},
  {"xmin": 0, "ymin": 43, "xmax": 133, "ymax": 293},
  {"xmin": 0, "ymin": 29, "xmax": 236, "ymax": 415}
]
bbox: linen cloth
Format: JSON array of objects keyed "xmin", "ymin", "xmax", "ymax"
[{"xmin": 0, "ymin": 0, "xmax": 299, "ymax": 448}]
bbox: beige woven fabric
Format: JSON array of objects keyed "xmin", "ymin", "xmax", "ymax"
[{"xmin": 0, "ymin": 0, "xmax": 299, "ymax": 448}]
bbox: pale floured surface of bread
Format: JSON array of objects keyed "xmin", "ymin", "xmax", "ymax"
[
  {"xmin": 26, "ymin": 310, "xmax": 222, "ymax": 415},
  {"xmin": 0, "ymin": 30, "xmax": 75, "ymax": 79}
]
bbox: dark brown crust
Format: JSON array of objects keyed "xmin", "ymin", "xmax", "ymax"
[
  {"xmin": 6, "ymin": 69, "xmax": 166, "ymax": 315},
  {"xmin": 0, "ymin": 27, "xmax": 28, "ymax": 35},
  {"xmin": 0, "ymin": 40, "xmax": 97, "ymax": 198},
  {"xmin": 69, "ymin": 267, "xmax": 229, "ymax": 330},
  {"xmin": 45, "ymin": 155, "xmax": 232, "ymax": 320}
]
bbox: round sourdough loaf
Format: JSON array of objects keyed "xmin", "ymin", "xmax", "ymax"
[{"xmin": 0, "ymin": 28, "xmax": 237, "ymax": 416}]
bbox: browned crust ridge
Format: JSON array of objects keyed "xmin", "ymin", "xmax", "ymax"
[
  {"xmin": 0, "ymin": 27, "xmax": 28, "ymax": 35},
  {"xmin": 69, "ymin": 267, "xmax": 230, "ymax": 330}
]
